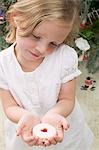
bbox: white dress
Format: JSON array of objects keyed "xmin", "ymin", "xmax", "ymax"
[{"xmin": 0, "ymin": 43, "xmax": 94, "ymax": 150}]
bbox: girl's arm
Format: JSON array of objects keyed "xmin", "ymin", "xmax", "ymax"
[
  {"xmin": 0, "ymin": 89, "xmax": 36, "ymax": 123},
  {"xmin": 41, "ymin": 79, "xmax": 76, "ymax": 146},
  {"xmin": 46, "ymin": 78, "xmax": 76, "ymax": 117},
  {"xmin": 0, "ymin": 89, "xmax": 41, "ymax": 146}
]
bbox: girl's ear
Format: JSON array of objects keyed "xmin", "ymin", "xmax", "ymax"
[
  {"xmin": 7, "ymin": 11, "xmax": 18, "ymax": 27},
  {"xmin": 13, "ymin": 17, "xmax": 18, "ymax": 27}
]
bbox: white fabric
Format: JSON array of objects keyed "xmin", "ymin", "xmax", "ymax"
[{"xmin": 0, "ymin": 43, "xmax": 94, "ymax": 150}]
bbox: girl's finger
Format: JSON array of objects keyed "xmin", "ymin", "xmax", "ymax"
[
  {"xmin": 47, "ymin": 136, "xmax": 57, "ymax": 145},
  {"xmin": 26, "ymin": 137, "xmax": 39, "ymax": 146},
  {"xmin": 16, "ymin": 124, "xmax": 26, "ymax": 136},
  {"xmin": 55, "ymin": 127, "xmax": 64, "ymax": 143},
  {"xmin": 61, "ymin": 118, "xmax": 70, "ymax": 130},
  {"xmin": 44, "ymin": 139, "xmax": 51, "ymax": 146},
  {"xmin": 22, "ymin": 134, "xmax": 34, "ymax": 142}
]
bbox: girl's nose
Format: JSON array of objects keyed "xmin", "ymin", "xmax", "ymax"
[{"xmin": 36, "ymin": 41, "xmax": 48, "ymax": 54}]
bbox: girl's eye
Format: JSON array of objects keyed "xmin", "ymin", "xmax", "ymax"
[
  {"xmin": 50, "ymin": 42, "xmax": 58, "ymax": 47},
  {"xmin": 32, "ymin": 34, "xmax": 40, "ymax": 40}
]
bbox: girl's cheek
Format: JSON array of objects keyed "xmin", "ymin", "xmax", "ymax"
[{"xmin": 47, "ymin": 48, "xmax": 56, "ymax": 55}]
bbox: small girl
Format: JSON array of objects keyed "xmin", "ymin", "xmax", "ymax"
[{"xmin": 0, "ymin": 0, "xmax": 94, "ymax": 150}]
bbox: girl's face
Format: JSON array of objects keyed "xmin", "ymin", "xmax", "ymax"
[{"xmin": 15, "ymin": 20, "xmax": 72, "ymax": 62}]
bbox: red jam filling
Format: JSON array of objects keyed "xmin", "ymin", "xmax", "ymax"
[{"xmin": 41, "ymin": 128, "xmax": 47, "ymax": 132}]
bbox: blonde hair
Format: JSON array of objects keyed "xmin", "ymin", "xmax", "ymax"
[{"xmin": 6, "ymin": 0, "xmax": 81, "ymax": 45}]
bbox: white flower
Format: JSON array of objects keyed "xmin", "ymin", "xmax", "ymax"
[{"xmin": 75, "ymin": 37, "xmax": 90, "ymax": 51}]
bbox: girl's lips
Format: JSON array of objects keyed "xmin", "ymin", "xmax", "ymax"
[{"xmin": 29, "ymin": 51, "xmax": 39, "ymax": 57}]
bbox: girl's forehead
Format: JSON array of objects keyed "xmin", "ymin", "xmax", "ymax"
[
  {"xmin": 34, "ymin": 20, "xmax": 72, "ymax": 32},
  {"xmin": 33, "ymin": 20, "xmax": 73, "ymax": 43}
]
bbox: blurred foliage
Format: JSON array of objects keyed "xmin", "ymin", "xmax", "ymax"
[
  {"xmin": 78, "ymin": 20, "xmax": 99, "ymax": 74},
  {"xmin": 0, "ymin": 0, "xmax": 16, "ymax": 51}
]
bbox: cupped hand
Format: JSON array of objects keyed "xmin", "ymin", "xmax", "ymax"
[
  {"xmin": 41, "ymin": 113, "xmax": 70, "ymax": 146},
  {"xmin": 16, "ymin": 113, "xmax": 41, "ymax": 146}
]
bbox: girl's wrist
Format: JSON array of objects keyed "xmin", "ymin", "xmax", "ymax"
[
  {"xmin": 44, "ymin": 111, "xmax": 62, "ymax": 117},
  {"xmin": 23, "ymin": 112, "xmax": 40, "ymax": 119}
]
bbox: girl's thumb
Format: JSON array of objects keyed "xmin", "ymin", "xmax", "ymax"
[
  {"xmin": 61, "ymin": 118, "xmax": 70, "ymax": 130},
  {"xmin": 16, "ymin": 122, "xmax": 25, "ymax": 136}
]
